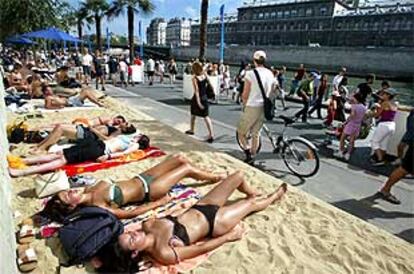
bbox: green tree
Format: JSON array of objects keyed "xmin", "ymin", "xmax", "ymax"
[
  {"xmin": 107, "ymin": 0, "xmax": 154, "ymax": 61},
  {"xmin": 81, "ymin": 0, "xmax": 110, "ymax": 51},
  {"xmin": 199, "ymin": 0, "xmax": 209, "ymax": 60},
  {"xmin": 0, "ymin": 0, "xmax": 69, "ymax": 40}
]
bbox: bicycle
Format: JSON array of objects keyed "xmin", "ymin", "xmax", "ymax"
[{"xmin": 236, "ymin": 115, "xmax": 320, "ymax": 178}]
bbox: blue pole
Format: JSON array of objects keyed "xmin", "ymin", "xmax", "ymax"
[
  {"xmin": 219, "ymin": 4, "xmax": 225, "ymax": 62},
  {"xmin": 139, "ymin": 20, "xmax": 144, "ymax": 58},
  {"xmin": 63, "ymin": 40, "xmax": 67, "ymax": 52},
  {"xmin": 106, "ymin": 27, "xmax": 110, "ymax": 52}
]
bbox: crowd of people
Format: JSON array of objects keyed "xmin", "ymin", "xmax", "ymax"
[{"xmin": 1, "ymin": 44, "xmax": 412, "ymax": 273}]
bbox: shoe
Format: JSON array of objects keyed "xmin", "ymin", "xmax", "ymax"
[
  {"xmin": 244, "ymin": 157, "xmax": 255, "ymax": 165},
  {"xmin": 344, "ymin": 153, "xmax": 350, "ymax": 161},
  {"xmin": 391, "ymin": 158, "xmax": 402, "ymax": 166},
  {"xmin": 206, "ymin": 137, "xmax": 214, "ymax": 143},
  {"xmin": 185, "ymin": 130, "xmax": 194, "ymax": 135},
  {"xmin": 101, "ymin": 87, "xmax": 106, "ymax": 91},
  {"xmin": 376, "ymin": 191, "xmax": 401, "ymax": 204},
  {"xmin": 371, "ymin": 158, "xmax": 385, "ymax": 166},
  {"xmin": 334, "ymin": 150, "xmax": 345, "ymax": 159}
]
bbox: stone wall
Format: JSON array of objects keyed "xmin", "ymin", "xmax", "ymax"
[
  {"xmin": 171, "ymin": 46, "xmax": 414, "ymax": 80},
  {"xmin": 0, "ymin": 79, "xmax": 18, "ymax": 273}
]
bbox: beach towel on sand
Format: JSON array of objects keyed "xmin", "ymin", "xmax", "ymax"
[{"xmin": 62, "ymin": 147, "xmax": 166, "ymax": 176}]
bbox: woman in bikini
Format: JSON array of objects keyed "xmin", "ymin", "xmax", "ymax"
[
  {"xmin": 9, "ymin": 133, "xmax": 149, "ymax": 177},
  {"xmin": 43, "ymin": 155, "xmax": 227, "ymax": 221},
  {"xmin": 112, "ymin": 172, "xmax": 286, "ymax": 271},
  {"xmin": 43, "ymin": 86, "xmax": 104, "ymax": 109}
]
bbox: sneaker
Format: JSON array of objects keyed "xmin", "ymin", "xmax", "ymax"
[
  {"xmin": 244, "ymin": 157, "xmax": 255, "ymax": 165},
  {"xmin": 376, "ymin": 191, "xmax": 401, "ymax": 204},
  {"xmin": 391, "ymin": 158, "xmax": 402, "ymax": 166},
  {"xmin": 206, "ymin": 137, "xmax": 214, "ymax": 143},
  {"xmin": 185, "ymin": 130, "xmax": 194, "ymax": 135},
  {"xmin": 334, "ymin": 150, "xmax": 345, "ymax": 159},
  {"xmin": 371, "ymin": 158, "xmax": 385, "ymax": 166}
]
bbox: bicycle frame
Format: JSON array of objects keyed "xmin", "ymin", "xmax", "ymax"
[{"xmin": 262, "ymin": 123, "xmax": 288, "ymax": 150}]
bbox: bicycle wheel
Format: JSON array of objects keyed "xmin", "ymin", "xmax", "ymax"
[
  {"xmin": 235, "ymin": 131, "xmax": 262, "ymax": 154},
  {"xmin": 282, "ymin": 138, "xmax": 320, "ymax": 178}
]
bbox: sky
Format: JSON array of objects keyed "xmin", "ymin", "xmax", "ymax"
[{"xmin": 68, "ymin": 0, "xmax": 241, "ymax": 39}]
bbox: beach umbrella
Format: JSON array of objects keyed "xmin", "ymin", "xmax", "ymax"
[
  {"xmin": 5, "ymin": 35, "xmax": 36, "ymax": 45},
  {"xmin": 22, "ymin": 27, "xmax": 82, "ymax": 43}
]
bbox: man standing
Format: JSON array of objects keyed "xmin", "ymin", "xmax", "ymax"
[
  {"xmin": 332, "ymin": 67, "xmax": 346, "ymax": 94},
  {"xmin": 237, "ymin": 51, "xmax": 277, "ymax": 165},
  {"xmin": 147, "ymin": 56, "xmax": 155, "ymax": 85},
  {"xmin": 294, "ymin": 72, "xmax": 317, "ymax": 123},
  {"xmin": 355, "ymin": 73, "xmax": 375, "ymax": 104},
  {"xmin": 81, "ymin": 49, "xmax": 93, "ymax": 85},
  {"xmin": 93, "ymin": 50, "xmax": 106, "ymax": 91},
  {"xmin": 107, "ymin": 56, "xmax": 118, "ymax": 86}
]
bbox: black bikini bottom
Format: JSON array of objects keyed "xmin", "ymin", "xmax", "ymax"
[{"xmin": 192, "ymin": 204, "xmax": 219, "ymax": 238}]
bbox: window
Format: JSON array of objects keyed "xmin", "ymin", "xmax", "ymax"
[
  {"xmin": 259, "ymin": 13, "xmax": 264, "ymax": 19},
  {"xmin": 291, "ymin": 10, "xmax": 297, "ymax": 17},
  {"xmin": 320, "ymin": 7, "xmax": 328, "ymax": 16},
  {"xmin": 319, "ymin": 22, "xmax": 323, "ymax": 30},
  {"xmin": 290, "ymin": 22, "xmax": 295, "ymax": 30},
  {"xmin": 299, "ymin": 8, "xmax": 304, "ymax": 17},
  {"xmin": 306, "ymin": 8, "xmax": 313, "ymax": 16},
  {"xmin": 373, "ymin": 21, "xmax": 379, "ymax": 30},
  {"xmin": 253, "ymin": 13, "xmax": 258, "ymax": 20},
  {"xmin": 336, "ymin": 22, "xmax": 342, "ymax": 30},
  {"xmin": 394, "ymin": 20, "xmax": 400, "ymax": 30},
  {"xmin": 284, "ymin": 10, "xmax": 291, "ymax": 18},
  {"xmin": 271, "ymin": 12, "xmax": 276, "ymax": 18},
  {"xmin": 265, "ymin": 12, "xmax": 270, "ymax": 19},
  {"xmin": 363, "ymin": 22, "xmax": 369, "ymax": 30},
  {"xmin": 277, "ymin": 11, "xmax": 283, "ymax": 18}
]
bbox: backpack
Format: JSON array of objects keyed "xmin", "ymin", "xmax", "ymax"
[{"xmin": 59, "ymin": 207, "xmax": 124, "ymax": 265}]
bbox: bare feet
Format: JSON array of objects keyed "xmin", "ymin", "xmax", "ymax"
[
  {"xmin": 8, "ymin": 167, "xmax": 24, "ymax": 178},
  {"xmin": 270, "ymin": 183, "xmax": 288, "ymax": 204}
]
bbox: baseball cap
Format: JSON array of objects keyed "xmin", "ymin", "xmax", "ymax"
[
  {"xmin": 253, "ymin": 50, "xmax": 266, "ymax": 60},
  {"xmin": 310, "ymin": 72, "xmax": 319, "ymax": 78}
]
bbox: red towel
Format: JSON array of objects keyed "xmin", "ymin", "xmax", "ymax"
[{"xmin": 62, "ymin": 147, "xmax": 165, "ymax": 176}]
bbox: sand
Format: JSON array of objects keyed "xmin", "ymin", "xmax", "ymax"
[{"xmin": 7, "ymin": 95, "xmax": 414, "ymax": 274}]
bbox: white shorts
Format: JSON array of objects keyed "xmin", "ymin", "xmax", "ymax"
[{"xmin": 371, "ymin": 121, "xmax": 396, "ymax": 151}]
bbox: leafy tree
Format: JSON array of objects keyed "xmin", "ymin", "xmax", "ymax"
[
  {"xmin": 81, "ymin": 0, "xmax": 110, "ymax": 51},
  {"xmin": 107, "ymin": 0, "xmax": 154, "ymax": 61},
  {"xmin": 0, "ymin": 0, "xmax": 70, "ymax": 40},
  {"xmin": 199, "ymin": 0, "xmax": 209, "ymax": 60}
]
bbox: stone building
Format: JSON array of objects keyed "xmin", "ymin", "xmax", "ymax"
[
  {"xmin": 166, "ymin": 17, "xmax": 191, "ymax": 47},
  {"xmin": 190, "ymin": 0, "xmax": 414, "ymax": 47},
  {"xmin": 146, "ymin": 18, "xmax": 167, "ymax": 46}
]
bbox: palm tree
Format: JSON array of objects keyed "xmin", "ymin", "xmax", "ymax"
[
  {"xmin": 81, "ymin": 0, "xmax": 110, "ymax": 51},
  {"xmin": 107, "ymin": 0, "xmax": 154, "ymax": 61},
  {"xmin": 199, "ymin": 0, "xmax": 209, "ymax": 60}
]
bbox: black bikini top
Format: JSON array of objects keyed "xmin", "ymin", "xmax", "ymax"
[
  {"xmin": 165, "ymin": 216, "xmax": 190, "ymax": 246},
  {"xmin": 107, "ymin": 125, "xmax": 118, "ymax": 135}
]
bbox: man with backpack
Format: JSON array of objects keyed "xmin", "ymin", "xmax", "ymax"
[{"xmin": 237, "ymin": 50, "xmax": 277, "ymax": 165}]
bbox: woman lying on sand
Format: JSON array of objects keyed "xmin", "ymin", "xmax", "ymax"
[
  {"xmin": 42, "ymin": 155, "xmax": 228, "ymax": 221},
  {"xmin": 104, "ymin": 171, "xmax": 286, "ymax": 272},
  {"xmin": 32, "ymin": 120, "xmax": 136, "ymax": 153},
  {"xmin": 9, "ymin": 133, "xmax": 150, "ymax": 177}
]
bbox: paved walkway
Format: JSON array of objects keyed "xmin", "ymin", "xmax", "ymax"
[{"xmin": 103, "ymin": 82, "xmax": 413, "ymax": 244}]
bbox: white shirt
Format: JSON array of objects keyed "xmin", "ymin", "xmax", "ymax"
[
  {"xmin": 82, "ymin": 54, "xmax": 93, "ymax": 67},
  {"xmin": 244, "ymin": 67, "xmax": 276, "ymax": 107},
  {"xmin": 332, "ymin": 74, "xmax": 343, "ymax": 91},
  {"xmin": 119, "ymin": 61, "xmax": 128, "ymax": 72},
  {"xmin": 147, "ymin": 59, "xmax": 155, "ymax": 72}
]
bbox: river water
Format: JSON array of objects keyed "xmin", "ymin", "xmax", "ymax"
[{"xmin": 176, "ymin": 61, "xmax": 413, "ymax": 106}]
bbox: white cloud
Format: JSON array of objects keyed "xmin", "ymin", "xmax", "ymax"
[{"xmin": 184, "ymin": 6, "xmax": 197, "ymax": 18}]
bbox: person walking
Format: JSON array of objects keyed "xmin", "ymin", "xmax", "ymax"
[
  {"xmin": 237, "ymin": 51, "xmax": 277, "ymax": 164},
  {"xmin": 308, "ymin": 73, "xmax": 328, "ymax": 119},
  {"xmin": 294, "ymin": 72, "xmax": 317, "ymax": 123},
  {"xmin": 81, "ymin": 49, "xmax": 93, "ymax": 85},
  {"xmin": 118, "ymin": 58, "xmax": 128, "ymax": 88},
  {"xmin": 147, "ymin": 57, "xmax": 155, "ymax": 85},
  {"xmin": 107, "ymin": 56, "xmax": 118, "ymax": 86},
  {"xmin": 289, "ymin": 63, "xmax": 306, "ymax": 96},
  {"xmin": 277, "ymin": 66, "xmax": 288, "ymax": 110},
  {"xmin": 93, "ymin": 50, "xmax": 106, "ymax": 91},
  {"xmin": 168, "ymin": 58, "xmax": 178, "ymax": 85},
  {"xmin": 185, "ymin": 62, "xmax": 215, "ymax": 143}
]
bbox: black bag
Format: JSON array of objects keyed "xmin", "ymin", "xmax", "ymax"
[
  {"xmin": 205, "ymin": 78, "xmax": 215, "ymax": 100},
  {"xmin": 9, "ymin": 128, "xmax": 26, "ymax": 143},
  {"xmin": 253, "ymin": 69, "xmax": 275, "ymax": 121},
  {"xmin": 59, "ymin": 207, "xmax": 124, "ymax": 265}
]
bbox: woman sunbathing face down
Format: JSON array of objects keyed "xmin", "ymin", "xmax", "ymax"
[
  {"xmin": 42, "ymin": 155, "xmax": 227, "ymax": 221},
  {"xmin": 113, "ymin": 172, "xmax": 287, "ymax": 270}
]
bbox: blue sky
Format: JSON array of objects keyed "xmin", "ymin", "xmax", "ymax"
[{"xmin": 68, "ymin": 0, "xmax": 241, "ymax": 38}]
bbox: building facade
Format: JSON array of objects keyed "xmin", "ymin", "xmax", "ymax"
[
  {"xmin": 146, "ymin": 18, "xmax": 167, "ymax": 46},
  {"xmin": 190, "ymin": 0, "xmax": 414, "ymax": 47},
  {"xmin": 166, "ymin": 17, "xmax": 191, "ymax": 47}
]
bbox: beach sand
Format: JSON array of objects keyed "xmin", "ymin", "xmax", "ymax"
[{"xmin": 8, "ymin": 95, "xmax": 414, "ymax": 274}]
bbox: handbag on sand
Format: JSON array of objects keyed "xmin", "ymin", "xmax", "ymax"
[{"xmin": 35, "ymin": 171, "xmax": 70, "ymax": 198}]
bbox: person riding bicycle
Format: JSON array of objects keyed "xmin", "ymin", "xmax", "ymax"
[{"xmin": 237, "ymin": 50, "xmax": 277, "ymax": 165}]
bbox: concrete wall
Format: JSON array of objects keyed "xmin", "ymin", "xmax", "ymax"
[
  {"xmin": 0, "ymin": 79, "xmax": 18, "ymax": 273},
  {"xmin": 172, "ymin": 46, "xmax": 414, "ymax": 80}
]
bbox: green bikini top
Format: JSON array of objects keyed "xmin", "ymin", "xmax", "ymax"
[{"xmin": 108, "ymin": 181, "xmax": 124, "ymax": 207}]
